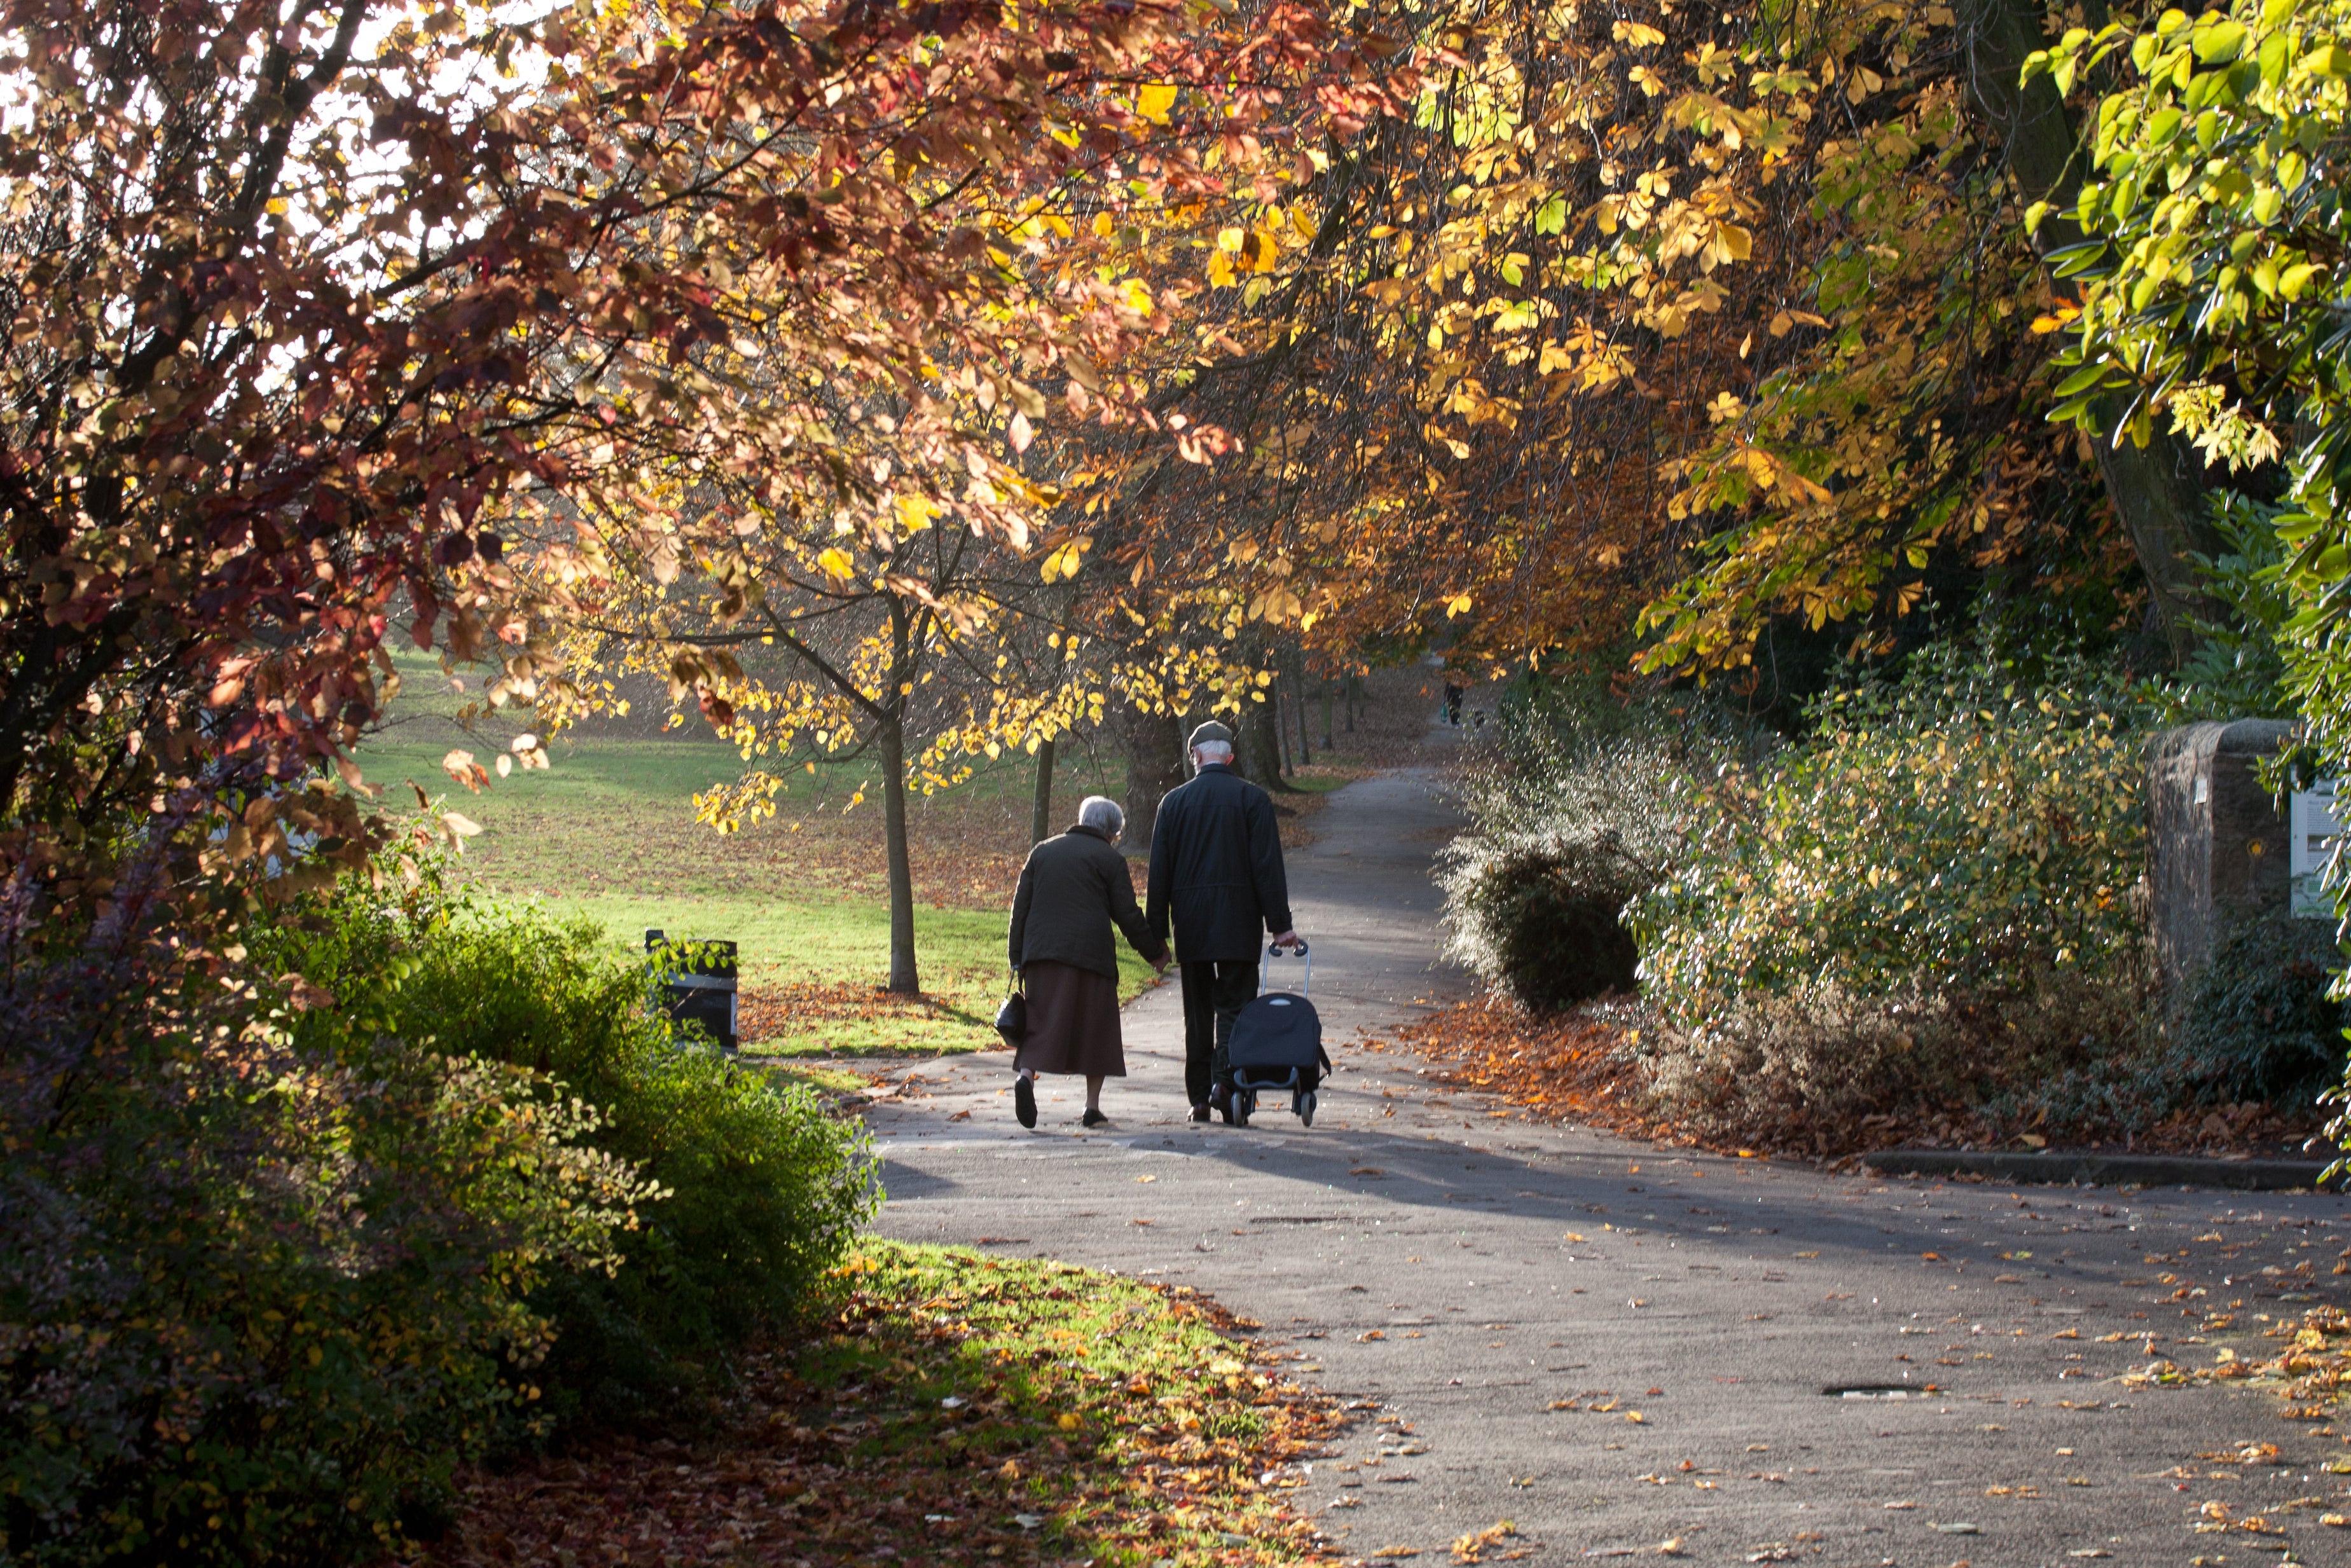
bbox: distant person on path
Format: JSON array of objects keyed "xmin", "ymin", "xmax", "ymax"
[
  {"xmin": 1147, "ymin": 720, "xmax": 1300, "ymax": 1124},
  {"xmin": 1006, "ymin": 796, "xmax": 1170, "ymax": 1129}
]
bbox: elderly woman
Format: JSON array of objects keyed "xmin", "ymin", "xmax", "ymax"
[{"xmin": 1005, "ymin": 795, "xmax": 1171, "ymax": 1128}]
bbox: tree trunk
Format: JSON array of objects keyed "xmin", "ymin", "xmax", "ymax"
[
  {"xmin": 1292, "ymin": 658, "xmax": 1313, "ymax": 764},
  {"xmin": 1241, "ymin": 692, "xmax": 1297, "ymax": 790},
  {"xmin": 1321, "ymin": 678, "xmax": 1334, "ymax": 750},
  {"xmin": 879, "ymin": 604, "xmax": 920, "ymax": 995},
  {"xmin": 1030, "ymin": 736, "xmax": 1057, "ymax": 844},
  {"xmin": 1959, "ymin": 0, "xmax": 2220, "ymax": 662},
  {"xmin": 1119, "ymin": 703, "xmax": 1186, "ymax": 856},
  {"xmin": 1344, "ymin": 673, "xmax": 1359, "ymax": 733}
]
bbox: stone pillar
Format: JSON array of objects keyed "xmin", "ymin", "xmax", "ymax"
[{"xmin": 2148, "ymin": 719, "xmax": 2294, "ymax": 994}]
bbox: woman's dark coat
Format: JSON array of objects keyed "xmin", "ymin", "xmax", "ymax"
[{"xmin": 1008, "ymin": 825, "xmax": 1167, "ymax": 978}]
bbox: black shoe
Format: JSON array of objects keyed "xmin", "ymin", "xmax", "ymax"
[
  {"xmin": 1190, "ymin": 1103, "xmax": 1210, "ymax": 1123},
  {"xmin": 1211, "ymin": 1084, "xmax": 1234, "ymax": 1125},
  {"xmin": 1082, "ymin": 1108, "xmax": 1108, "ymax": 1128},
  {"xmin": 1014, "ymin": 1074, "xmax": 1036, "ymax": 1129}
]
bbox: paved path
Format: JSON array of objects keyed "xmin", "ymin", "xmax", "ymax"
[{"xmin": 867, "ymin": 770, "xmax": 2351, "ymax": 1565}]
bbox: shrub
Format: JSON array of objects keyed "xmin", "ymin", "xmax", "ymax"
[
  {"xmin": 2177, "ymin": 912, "xmax": 2350, "ymax": 1108},
  {"xmin": 1623, "ymin": 647, "xmax": 2175, "ymax": 1141},
  {"xmin": 258, "ymin": 858, "xmax": 879, "ymax": 1426},
  {"xmin": 1437, "ymin": 684, "xmax": 1747, "ymax": 1010},
  {"xmin": 1438, "ymin": 737, "xmax": 1686, "ymax": 1008},
  {"xmin": 0, "ymin": 856, "xmax": 655, "ymax": 1567},
  {"xmin": 1630, "ymin": 649, "xmax": 2149, "ymax": 1019}
]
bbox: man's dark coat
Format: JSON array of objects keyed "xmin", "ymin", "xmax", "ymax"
[
  {"xmin": 1008, "ymin": 824, "xmax": 1164, "ymax": 977},
  {"xmin": 1145, "ymin": 763, "xmax": 1293, "ymax": 962}
]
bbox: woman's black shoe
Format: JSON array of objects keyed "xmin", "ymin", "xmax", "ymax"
[
  {"xmin": 1081, "ymin": 1108, "xmax": 1108, "ymax": 1128},
  {"xmin": 1014, "ymin": 1074, "xmax": 1037, "ymax": 1129},
  {"xmin": 1190, "ymin": 1103, "xmax": 1210, "ymax": 1123}
]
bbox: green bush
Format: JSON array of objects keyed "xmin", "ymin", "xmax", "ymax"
[
  {"xmin": 2178, "ymin": 913, "xmax": 2350, "ymax": 1108},
  {"xmin": 1, "ymin": 866, "xmax": 655, "ymax": 1566},
  {"xmin": 1631, "ymin": 650, "xmax": 2149, "ymax": 1017},
  {"xmin": 1623, "ymin": 647, "xmax": 2172, "ymax": 1139},
  {"xmin": 259, "ymin": 857, "xmax": 878, "ymax": 1427}
]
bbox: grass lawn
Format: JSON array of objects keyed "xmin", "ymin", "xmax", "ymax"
[
  {"xmin": 524, "ymin": 888, "xmax": 1165, "ymax": 1056},
  {"xmin": 352, "ymin": 651, "xmax": 1405, "ymax": 1057},
  {"xmin": 354, "ymin": 652, "xmax": 1148, "ymax": 1055},
  {"xmin": 412, "ymin": 1241, "xmax": 1355, "ymax": 1568}
]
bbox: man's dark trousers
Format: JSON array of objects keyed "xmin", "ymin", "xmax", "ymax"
[{"xmin": 1179, "ymin": 959, "xmax": 1258, "ymax": 1106}]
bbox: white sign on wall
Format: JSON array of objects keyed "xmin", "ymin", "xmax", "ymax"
[{"xmin": 2291, "ymin": 778, "xmax": 2344, "ymax": 918}]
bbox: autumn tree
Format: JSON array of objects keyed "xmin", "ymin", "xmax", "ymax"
[{"xmin": 1064, "ymin": 0, "xmax": 2206, "ymax": 701}]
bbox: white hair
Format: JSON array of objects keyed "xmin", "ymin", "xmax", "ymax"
[
  {"xmin": 1078, "ymin": 795, "xmax": 1124, "ymax": 836},
  {"xmin": 1191, "ymin": 739, "xmax": 1234, "ymax": 764}
]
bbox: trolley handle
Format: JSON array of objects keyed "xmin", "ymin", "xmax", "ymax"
[{"xmin": 1262, "ymin": 939, "xmax": 1310, "ymax": 997}]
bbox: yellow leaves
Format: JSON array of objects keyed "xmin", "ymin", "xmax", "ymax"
[
  {"xmin": 1703, "ymin": 221, "xmax": 1753, "ymax": 270},
  {"xmin": 818, "ymin": 547, "xmax": 857, "ymax": 582},
  {"xmin": 1629, "ymin": 64, "xmax": 1665, "ymax": 97},
  {"xmin": 1210, "ymin": 223, "xmax": 1281, "ymax": 287},
  {"xmin": 892, "ymin": 494, "xmax": 939, "ymax": 535},
  {"xmin": 1768, "ymin": 308, "xmax": 1828, "ymax": 337},
  {"xmin": 1248, "ymin": 586, "xmax": 1306, "ymax": 622},
  {"xmin": 1136, "ymin": 82, "xmax": 1178, "ymax": 124},
  {"xmin": 1706, "ymin": 391, "xmax": 1747, "ymax": 424},
  {"xmin": 1445, "ymin": 593, "xmax": 1474, "ymax": 618},
  {"xmin": 1613, "ymin": 19, "xmax": 1666, "ymax": 46},
  {"xmin": 1734, "ymin": 445, "xmax": 1834, "ymax": 505},
  {"xmin": 1040, "ymin": 537, "xmax": 1091, "ymax": 582}
]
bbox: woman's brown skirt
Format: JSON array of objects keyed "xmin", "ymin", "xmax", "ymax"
[{"xmin": 1014, "ymin": 960, "xmax": 1125, "ymax": 1077}]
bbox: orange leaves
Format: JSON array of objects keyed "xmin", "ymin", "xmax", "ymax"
[
  {"xmin": 2030, "ymin": 299, "xmax": 2083, "ymax": 334},
  {"xmin": 441, "ymin": 749, "xmax": 492, "ymax": 792}
]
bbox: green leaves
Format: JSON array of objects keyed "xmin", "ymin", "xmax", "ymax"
[{"xmin": 1632, "ymin": 650, "xmax": 2151, "ymax": 1022}]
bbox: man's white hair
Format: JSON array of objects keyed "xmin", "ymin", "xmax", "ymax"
[
  {"xmin": 1078, "ymin": 795, "xmax": 1124, "ymax": 836},
  {"xmin": 1191, "ymin": 739, "xmax": 1234, "ymax": 762}
]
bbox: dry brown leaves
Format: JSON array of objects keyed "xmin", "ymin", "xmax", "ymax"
[
  {"xmin": 1389, "ymin": 1000, "xmax": 2329, "ymax": 1166},
  {"xmin": 405, "ymin": 1242, "xmax": 1353, "ymax": 1568},
  {"xmin": 738, "ymin": 982, "xmax": 979, "ymax": 1043}
]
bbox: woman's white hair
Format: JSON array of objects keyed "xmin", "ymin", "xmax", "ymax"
[{"xmin": 1077, "ymin": 795, "xmax": 1124, "ymax": 836}]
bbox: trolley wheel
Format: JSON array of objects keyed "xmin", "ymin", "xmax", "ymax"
[
  {"xmin": 1234, "ymin": 1091, "xmax": 1254, "ymax": 1127},
  {"xmin": 1299, "ymin": 1090, "xmax": 1316, "ymax": 1127}
]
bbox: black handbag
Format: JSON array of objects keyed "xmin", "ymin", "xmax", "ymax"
[{"xmin": 994, "ymin": 973, "xmax": 1028, "ymax": 1045}]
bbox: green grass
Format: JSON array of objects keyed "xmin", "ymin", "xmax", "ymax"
[
  {"xmin": 513, "ymin": 890, "xmax": 1162, "ymax": 1056},
  {"xmin": 353, "ymin": 652, "xmax": 1154, "ymax": 1056},
  {"xmin": 428, "ymin": 1240, "xmax": 1348, "ymax": 1567}
]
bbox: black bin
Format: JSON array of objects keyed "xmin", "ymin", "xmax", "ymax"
[{"xmin": 645, "ymin": 929, "xmax": 738, "ymax": 1051}]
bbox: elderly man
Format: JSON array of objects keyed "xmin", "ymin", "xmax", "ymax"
[{"xmin": 1145, "ymin": 720, "xmax": 1301, "ymax": 1124}]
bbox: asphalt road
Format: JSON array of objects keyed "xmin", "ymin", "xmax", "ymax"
[{"xmin": 865, "ymin": 768, "xmax": 2351, "ymax": 1566}]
